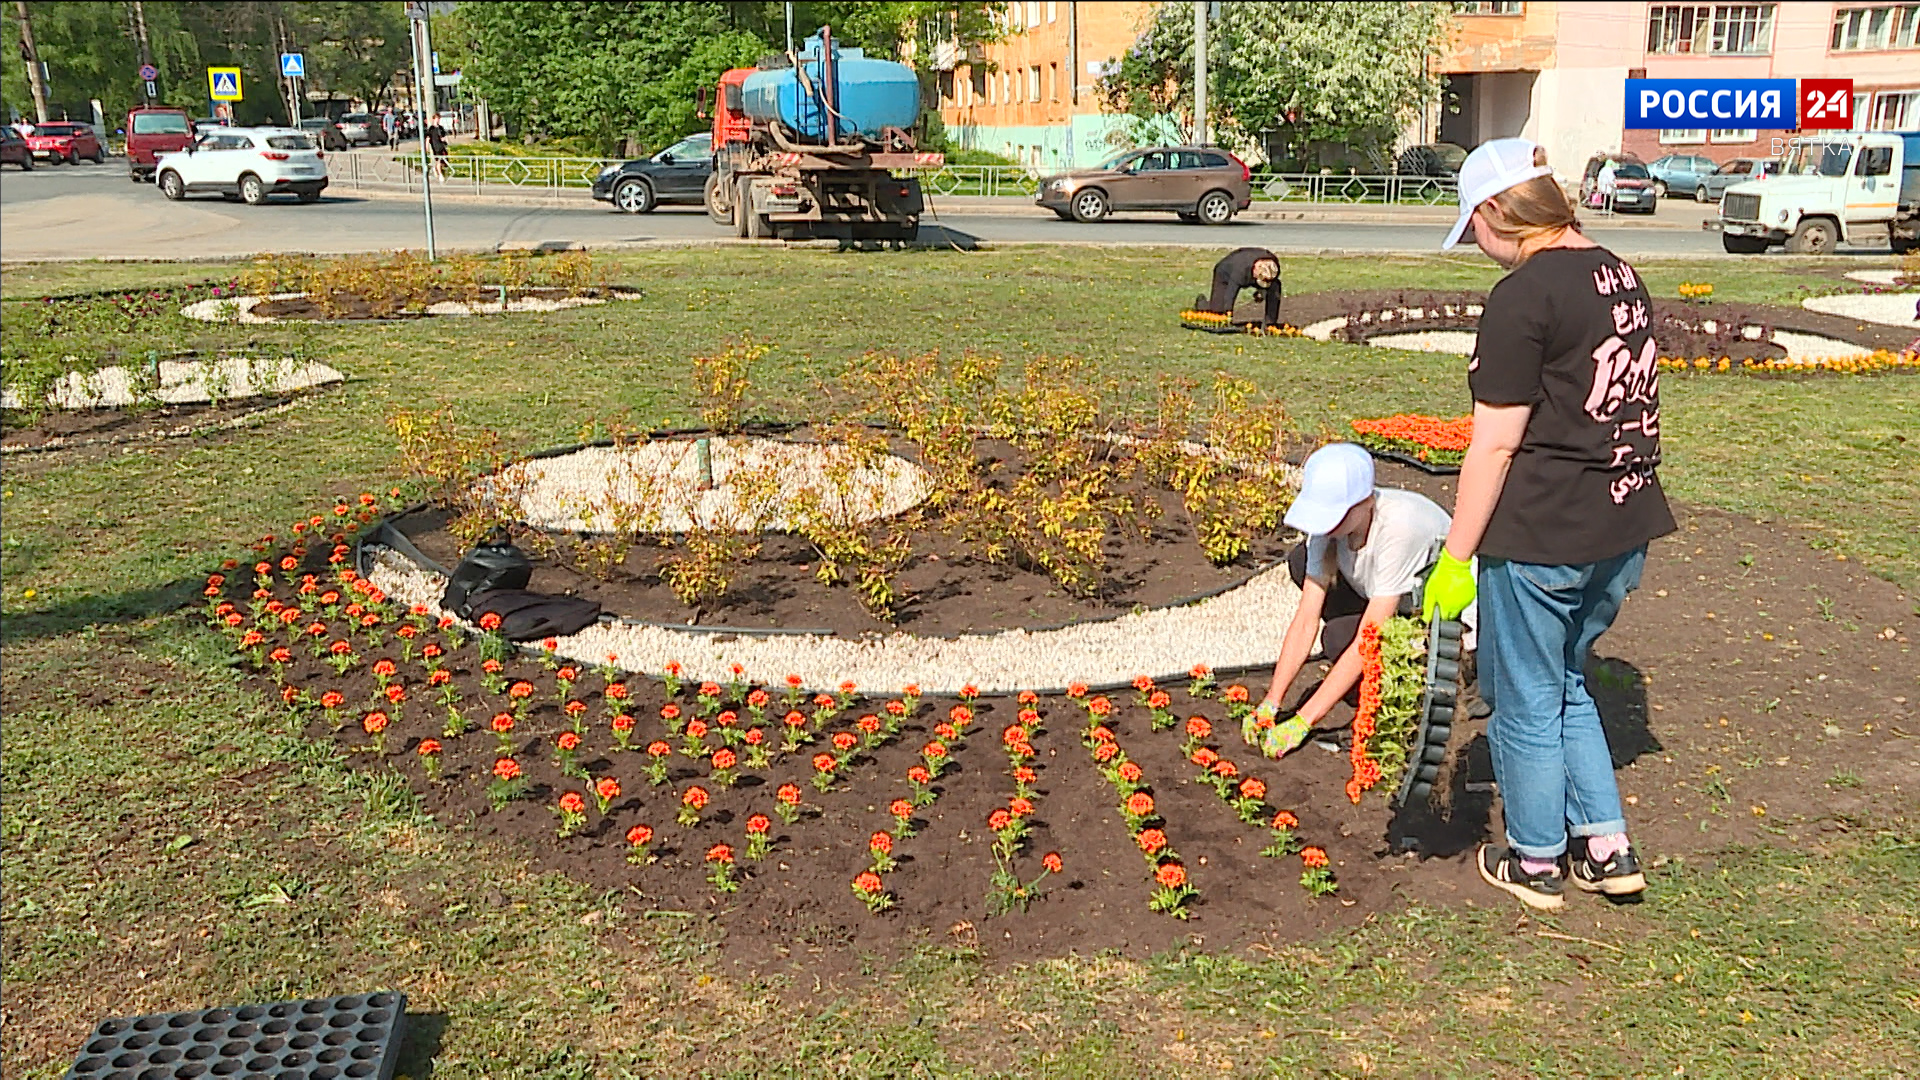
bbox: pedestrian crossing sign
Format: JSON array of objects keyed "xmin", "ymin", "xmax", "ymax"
[{"xmin": 208, "ymin": 67, "xmax": 243, "ymax": 101}]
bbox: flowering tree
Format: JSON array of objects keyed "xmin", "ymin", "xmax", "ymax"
[{"xmin": 1097, "ymin": 2, "xmax": 1453, "ymax": 168}]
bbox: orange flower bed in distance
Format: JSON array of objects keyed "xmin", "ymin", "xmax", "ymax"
[{"xmin": 1349, "ymin": 413, "xmax": 1473, "ymax": 466}]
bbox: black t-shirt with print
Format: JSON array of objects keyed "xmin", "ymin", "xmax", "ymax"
[{"xmin": 1468, "ymin": 246, "xmax": 1676, "ymax": 565}]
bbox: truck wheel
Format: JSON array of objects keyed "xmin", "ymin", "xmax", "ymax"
[
  {"xmin": 1196, "ymin": 190, "xmax": 1236, "ymax": 225},
  {"xmin": 1892, "ymin": 236, "xmax": 1917, "ymax": 254},
  {"xmin": 1070, "ymin": 188, "xmax": 1108, "ymax": 223},
  {"xmin": 1721, "ymin": 235, "xmax": 1769, "ymax": 254},
  {"xmin": 614, "ymin": 178, "xmax": 654, "ymax": 214},
  {"xmin": 733, "ymin": 177, "xmax": 753, "ymax": 238},
  {"xmin": 745, "ymin": 207, "xmax": 771, "ymax": 240},
  {"xmin": 1785, "ymin": 217, "xmax": 1837, "ymax": 255},
  {"xmin": 704, "ymin": 174, "xmax": 732, "ymax": 225},
  {"xmin": 159, "ymin": 170, "xmax": 185, "ymax": 200}
]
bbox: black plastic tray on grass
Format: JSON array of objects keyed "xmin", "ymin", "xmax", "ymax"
[
  {"xmin": 1363, "ymin": 448, "xmax": 1462, "ymax": 476},
  {"xmin": 65, "ymin": 991, "xmax": 406, "ymax": 1080}
]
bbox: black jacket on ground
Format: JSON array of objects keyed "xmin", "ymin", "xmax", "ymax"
[{"xmin": 1204, "ymin": 247, "xmax": 1282, "ymax": 326}]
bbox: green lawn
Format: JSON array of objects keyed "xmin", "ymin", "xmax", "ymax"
[{"xmin": 3, "ymin": 249, "xmax": 1917, "ymax": 1078}]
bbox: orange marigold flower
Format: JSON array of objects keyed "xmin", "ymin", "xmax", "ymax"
[
  {"xmin": 869, "ymin": 831, "xmax": 893, "ymax": 854},
  {"xmin": 595, "ymin": 777, "xmax": 621, "ymax": 801},
  {"xmin": 857, "ymin": 714, "xmax": 881, "ymax": 733},
  {"xmin": 1272, "ymin": 810, "xmax": 1299, "ymax": 829},
  {"xmin": 745, "ymin": 814, "xmax": 771, "ymax": 835},
  {"xmin": 361, "ymin": 711, "xmax": 389, "ymax": 734},
  {"xmin": 647, "ymin": 740, "xmax": 671, "ymax": 757},
  {"xmin": 612, "ymin": 713, "xmax": 635, "ymax": 731},
  {"xmin": 813, "ymin": 693, "xmax": 835, "ymax": 708},
  {"xmin": 666, "ymin": 661, "xmax": 684, "ymax": 676},
  {"xmin": 428, "ymin": 669, "xmax": 451, "ymax": 686},
  {"xmin": 747, "ymin": 689, "xmax": 769, "ymax": 707},
  {"xmin": 889, "ymin": 799, "xmax": 913, "ymax": 818},
  {"xmin": 700, "ymin": 682, "xmax": 722, "ymax": 698},
  {"xmin": 558, "ymin": 791, "xmax": 587, "ymax": 815},
  {"xmin": 557, "ymin": 731, "xmax": 581, "ymax": 751},
  {"xmin": 812, "ymin": 752, "xmax": 836, "ymax": 773},
  {"xmin": 852, "ymin": 871, "xmax": 883, "ymax": 895},
  {"xmin": 1147, "ymin": 691, "xmax": 1171, "ymax": 709},
  {"xmin": 686, "ymin": 719, "xmax": 709, "ymax": 739},
  {"xmin": 1002, "ymin": 724, "xmax": 1028, "ymax": 746},
  {"xmin": 507, "ymin": 681, "xmax": 534, "ymax": 699},
  {"xmin": 493, "ymin": 758, "xmax": 521, "ymax": 781},
  {"xmin": 705, "ymin": 843, "xmax": 734, "ymax": 865},
  {"xmin": 1087, "ymin": 696, "xmax": 1112, "ymax": 716},
  {"xmin": 482, "ymin": 658, "xmax": 503, "ymax": 674},
  {"xmin": 1126, "ymin": 792, "xmax": 1154, "ymax": 817},
  {"xmin": 1137, "ymin": 829, "xmax": 1167, "ymax": 854},
  {"xmin": 1132, "ymin": 675, "xmax": 1154, "ymax": 692},
  {"xmin": 716, "ymin": 710, "xmax": 737, "ymax": 727},
  {"xmin": 1066, "ymin": 681, "xmax": 1089, "ymax": 698},
  {"xmin": 1092, "ymin": 742, "xmax": 1118, "ymax": 762},
  {"xmin": 922, "ymin": 741, "xmax": 948, "ymax": 760},
  {"xmin": 776, "ymin": 783, "xmax": 802, "ymax": 805},
  {"xmin": 934, "ymin": 722, "xmax": 957, "ymax": 739},
  {"xmin": 902, "ymin": 683, "xmax": 921, "ymax": 697},
  {"xmin": 1222, "ymin": 685, "xmax": 1249, "ymax": 704},
  {"xmin": 711, "ymin": 747, "xmax": 737, "ymax": 770},
  {"xmin": 626, "ymin": 824, "xmax": 653, "ymax": 846},
  {"xmin": 1042, "ymin": 852, "xmax": 1063, "ymax": 873},
  {"xmin": 785, "ymin": 673, "xmax": 803, "ymax": 688},
  {"xmin": 885, "ymin": 700, "xmax": 907, "ymax": 716},
  {"xmin": 1118, "ymin": 761, "xmax": 1143, "ymax": 783},
  {"xmin": 1240, "ymin": 778, "xmax": 1267, "ymax": 800},
  {"xmin": 831, "ymin": 731, "xmax": 857, "ymax": 751},
  {"xmin": 1191, "ymin": 747, "xmax": 1219, "ymax": 768},
  {"xmin": 1018, "ymin": 690, "xmax": 1039, "ymax": 705},
  {"xmin": 743, "ymin": 728, "xmax": 764, "ymax": 745},
  {"xmin": 1190, "ymin": 664, "xmax": 1211, "ymax": 679},
  {"xmin": 988, "ymin": 809, "xmax": 1012, "ymax": 831},
  {"xmin": 1211, "ymin": 759, "xmax": 1239, "ymax": 779},
  {"xmin": 1088, "ymin": 725, "xmax": 1115, "ymax": 742},
  {"xmin": 906, "ymin": 766, "xmax": 931, "ymax": 785},
  {"xmin": 1013, "ymin": 766, "xmax": 1037, "ymax": 784},
  {"xmin": 491, "ymin": 713, "xmax": 514, "ymax": 734},
  {"xmin": 1017, "ymin": 708, "xmax": 1040, "ymax": 725},
  {"xmin": 783, "ymin": 710, "xmax": 806, "ymax": 727},
  {"xmin": 607, "ymin": 683, "xmax": 629, "ymax": 700},
  {"xmin": 682, "ymin": 786, "xmax": 710, "ymax": 809},
  {"xmin": 949, "ymin": 705, "xmax": 973, "ymax": 725},
  {"xmin": 320, "ymin": 691, "xmax": 345, "ymax": 708},
  {"xmin": 1301, "ymin": 847, "xmax": 1329, "ymax": 869},
  {"xmin": 1008, "ymin": 796, "xmax": 1034, "ymax": 817},
  {"xmin": 841, "ymin": 680, "xmax": 858, "ymax": 694},
  {"xmin": 1185, "ymin": 716, "xmax": 1211, "ymax": 739},
  {"xmin": 1155, "ymin": 863, "xmax": 1188, "ymax": 888},
  {"xmin": 417, "ymin": 739, "xmax": 442, "ymax": 757},
  {"xmin": 477, "ymin": 613, "xmax": 502, "ymax": 631},
  {"xmin": 661, "ymin": 703, "xmax": 682, "ymax": 720},
  {"xmin": 383, "ymin": 685, "xmax": 406, "ymax": 704}
]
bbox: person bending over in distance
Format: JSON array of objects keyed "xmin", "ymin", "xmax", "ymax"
[
  {"xmin": 1425, "ymin": 137, "xmax": 1672, "ymax": 912},
  {"xmin": 1198, "ymin": 247, "xmax": 1283, "ymax": 328},
  {"xmin": 1248, "ymin": 442, "xmax": 1470, "ymax": 758}
]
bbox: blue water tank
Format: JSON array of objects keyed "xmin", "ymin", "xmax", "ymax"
[{"xmin": 741, "ymin": 33, "xmax": 921, "ymax": 144}]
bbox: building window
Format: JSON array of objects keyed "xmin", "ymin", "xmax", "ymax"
[
  {"xmin": 1049, "ymin": 62, "xmax": 1058, "ymax": 101},
  {"xmin": 971, "ymin": 66, "xmax": 987, "ymax": 105},
  {"xmin": 1659, "ymin": 129, "xmax": 1708, "ymax": 143},
  {"xmin": 1873, "ymin": 89, "xmax": 1920, "ymax": 129},
  {"xmin": 1711, "ymin": 5, "xmax": 1774, "ymax": 54},
  {"xmin": 1648, "ymin": 5, "xmax": 1709, "ymax": 53},
  {"xmin": 1831, "ymin": 5, "xmax": 1920, "ymax": 50},
  {"xmin": 1046, "ymin": 0, "xmax": 1057, "ymax": 23},
  {"xmin": 1710, "ymin": 128, "xmax": 1757, "ymax": 142},
  {"xmin": 1455, "ymin": 1, "xmax": 1523, "ymax": 13},
  {"xmin": 1851, "ymin": 91, "xmax": 1870, "ymax": 129},
  {"xmin": 1028, "ymin": 65, "xmax": 1041, "ymax": 102},
  {"xmin": 1026, "ymin": 1, "xmax": 1040, "ymax": 28}
]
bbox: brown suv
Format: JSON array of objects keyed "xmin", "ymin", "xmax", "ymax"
[{"xmin": 1036, "ymin": 146, "xmax": 1252, "ymax": 224}]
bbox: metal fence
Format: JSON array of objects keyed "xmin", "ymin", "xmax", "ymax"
[{"xmin": 325, "ymin": 151, "xmax": 1460, "ymax": 206}]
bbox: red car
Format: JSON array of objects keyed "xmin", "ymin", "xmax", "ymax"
[
  {"xmin": 24, "ymin": 121, "xmax": 106, "ymax": 165},
  {"xmin": 125, "ymin": 106, "xmax": 194, "ymax": 181},
  {"xmin": 1, "ymin": 127, "xmax": 32, "ymax": 170}
]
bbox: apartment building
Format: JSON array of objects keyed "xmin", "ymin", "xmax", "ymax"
[
  {"xmin": 1432, "ymin": 1, "xmax": 1920, "ymax": 172},
  {"xmin": 931, "ymin": 0, "xmax": 1155, "ymax": 167}
]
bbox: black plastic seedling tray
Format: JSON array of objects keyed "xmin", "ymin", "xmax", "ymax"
[{"xmin": 64, "ymin": 991, "xmax": 406, "ymax": 1080}]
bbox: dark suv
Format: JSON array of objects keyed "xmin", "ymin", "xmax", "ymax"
[
  {"xmin": 1036, "ymin": 146, "xmax": 1253, "ymax": 224},
  {"xmin": 591, "ymin": 133, "xmax": 714, "ymax": 213}
]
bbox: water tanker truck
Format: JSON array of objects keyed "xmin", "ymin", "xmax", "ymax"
[{"xmin": 703, "ymin": 29, "xmax": 942, "ymax": 242}]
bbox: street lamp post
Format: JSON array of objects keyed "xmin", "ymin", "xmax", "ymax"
[{"xmin": 1193, "ymin": 0, "xmax": 1208, "ymax": 146}]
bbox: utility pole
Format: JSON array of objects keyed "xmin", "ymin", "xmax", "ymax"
[
  {"xmin": 1192, "ymin": 0, "xmax": 1208, "ymax": 146},
  {"xmin": 405, "ymin": 1, "xmax": 436, "ymax": 259},
  {"xmin": 16, "ymin": 1, "xmax": 51, "ymax": 122},
  {"xmin": 131, "ymin": 0, "xmax": 155, "ymax": 104}
]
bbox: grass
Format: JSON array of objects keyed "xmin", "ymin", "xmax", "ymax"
[{"xmin": 3, "ymin": 248, "xmax": 1917, "ymax": 1077}]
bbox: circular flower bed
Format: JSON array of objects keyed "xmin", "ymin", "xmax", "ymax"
[
  {"xmin": 181, "ymin": 286, "xmax": 641, "ymax": 324},
  {"xmin": 1799, "ymin": 290, "xmax": 1920, "ymax": 329},
  {"xmin": 0, "ymin": 352, "xmax": 344, "ymax": 411}
]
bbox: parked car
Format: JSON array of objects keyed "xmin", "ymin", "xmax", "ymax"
[
  {"xmin": 1647, "ymin": 153, "xmax": 1716, "ymax": 198},
  {"xmin": 1, "ymin": 126, "xmax": 33, "ymax": 170},
  {"xmin": 1579, "ymin": 154, "xmax": 1655, "ymax": 211},
  {"xmin": 125, "ymin": 106, "xmax": 195, "ymax": 181},
  {"xmin": 24, "ymin": 121, "xmax": 105, "ymax": 165},
  {"xmin": 1397, "ymin": 141, "xmax": 1468, "ymax": 178},
  {"xmin": 1036, "ymin": 146, "xmax": 1252, "ymax": 224},
  {"xmin": 299, "ymin": 117, "xmax": 349, "ymax": 152},
  {"xmin": 1694, "ymin": 157, "xmax": 1780, "ymax": 202},
  {"xmin": 154, "ymin": 127, "xmax": 328, "ymax": 205},
  {"xmin": 335, "ymin": 113, "xmax": 380, "ymax": 146},
  {"xmin": 591, "ymin": 133, "xmax": 714, "ymax": 213}
]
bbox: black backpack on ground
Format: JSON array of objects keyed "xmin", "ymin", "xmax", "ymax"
[
  {"xmin": 442, "ymin": 529, "xmax": 532, "ymax": 618},
  {"xmin": 465, "ymin": 589, "xmax": 602, "ymax": 641}
]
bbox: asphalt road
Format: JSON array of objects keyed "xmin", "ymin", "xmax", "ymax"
[{"xmin": 0, "ymin": 158, "xmax": 1886, "ymax": 262}]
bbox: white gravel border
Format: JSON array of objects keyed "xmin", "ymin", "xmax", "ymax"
[
  {"xmin": 1361, "ymin": 326, "xmax": 1875, "ymax": 365},
  {"xmin": 486, "ymin": 437, "xmax": 932, "ymax": 533},
  {"xmin": 180, "ymin": 288, "xmax": 640, "ymax": 324},
  {"xmin": 1, "ymin": 354, "xmax": 345, "ymax": 410},
  {"xmin": 1800, "ymin": 291, "xmax": 1920, "ymax": 328},
  {"xmin": 1842, "ymin": 269, "xmax": 1916, "ymax": 287},
  {"xmin": 365, "ymin": 548, "xmax": 1301, "ymax": 696}
]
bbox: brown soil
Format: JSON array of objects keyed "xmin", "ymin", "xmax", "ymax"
[
  {"xmin": 390, "ymin": 436, "xmax": 1294, "ymax": 638},
  {"xmin": 1, "ymin": 392, "xmax": 321, "ymax": 452},
  {"xmin": 215, "ymin": 461, "xmax": 1917, "ymax": 980},
  {"xmin": 253, "ymin": 285, "xmax": 633, "ymax": 322},
  {"xmin": 1266, "ymin": 288, "xmax": 1917, "ymax": 356}
]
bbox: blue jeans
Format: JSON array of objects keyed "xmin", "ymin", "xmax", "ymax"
[{"xmin": 1478, "ymin": 547, "xmax": 1645, "ymax": 859}]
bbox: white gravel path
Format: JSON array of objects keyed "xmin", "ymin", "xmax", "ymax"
[
  {"xmin": 1362, "ymin": 326, "xmax": 1874, "ymax": 365},
  {"xmin": 1800, "ymin": 291, "xmax": 1920, "ymax": 328},
  {"xmin": 1, "ymin": 355, "xmax": 345, "ymax": 410},
  {"xmin": 364, "ymin": 548, "xmax": 1300, "ymax": 696},
  {"xmin": 484, "ymin": 437, "xmax": 932, "ymax": 533},
  {"xmin": 1842, "ymin": 269, "xmax": 1915, "ymax": 287},
  {"xmin": 181, "ymin": 289, "xmax": 640, "ymax": 324}
]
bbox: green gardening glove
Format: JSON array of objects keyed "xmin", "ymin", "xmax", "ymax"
[{"xmin": 1422, "ymin": 548, "xmax": 1476, "ymax": 622}]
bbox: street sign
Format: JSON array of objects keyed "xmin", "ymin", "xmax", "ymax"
[
  {"xmin": 138, "ymin": 63, "xmax": 158, "ymax": 81},
  {"xmin": 431, "ymin": 50, "xmax": 440, "ymax": 75},
  {"xmin": 280, "ymin": 53, "xmax": 305, "ymax": 79},
  {"xmin": 207, "ymin": 67, "xmax": 243, "ymax": 101}
]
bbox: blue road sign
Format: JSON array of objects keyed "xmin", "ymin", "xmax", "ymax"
[
  {"xmin": 208, "ymin": 67, "xmax": 242, "ymax": 101},
  {"xmin": 138, "ymin": 63, "xmax": 158, "ymax": 81},
  {"xmin": 281, "ymin": 53, "xmax": 305, "ymax": 79}
]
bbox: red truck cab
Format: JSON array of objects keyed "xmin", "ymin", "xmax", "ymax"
[
  {"xmin": 710, "ymin": 68, "xmax": 754, "ymax": 149},
  {"xmin": 125, "ymin": 106, "xmax": 194, "ymax": 181}
]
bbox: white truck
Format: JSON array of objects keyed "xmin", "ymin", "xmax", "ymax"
[{"xmin": 1717, "ymin": 130, "xmax": 1920, "ymax": 255}]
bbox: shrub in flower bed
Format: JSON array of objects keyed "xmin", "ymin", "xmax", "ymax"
[{"xmin": 200, "ymin": 249, "xmax": 631, "ymax": 322}]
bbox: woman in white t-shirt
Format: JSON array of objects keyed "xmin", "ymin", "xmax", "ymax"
[{"xmin": 1250, "ymin": 443, "xmax": 1469, "ymax": 758}]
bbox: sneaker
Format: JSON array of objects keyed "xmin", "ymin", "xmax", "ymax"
[
  {"xmin": 1570, "ymin": 838, "xmax": 1647, "ymax": 897},
  {"xmin": 1475, "ymin": 844, "xmax": 1566, "ymax": 911}
]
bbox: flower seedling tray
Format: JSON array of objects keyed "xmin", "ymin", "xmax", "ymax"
[
  {"xmin": 1393, "ymin": 617, "xmax": 1464, "ymax": 808},
  {"xmin": 64, "ymin": 991, "xmax": 406, "ymax": 1080}
]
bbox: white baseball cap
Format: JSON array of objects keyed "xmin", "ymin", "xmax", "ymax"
[
  {"xmin": 1284, "ymin": 443, "xmax": 1375, "ymax": 536},
  {"xmin": 1441, "ymin": 137, "xmax": 1553, "ymax": 251}
]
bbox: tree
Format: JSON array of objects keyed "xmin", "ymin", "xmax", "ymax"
[
  {"xmin": 288, "ymin": 1, "xmax": 408, "ymax": 112},
  {"xmin": 1098, "ymin": 2, "xmax": 1452, "ymax": 168}
]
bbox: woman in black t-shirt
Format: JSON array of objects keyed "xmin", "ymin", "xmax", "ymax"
[{"xmin": 1421, "ymin": 138, "xmax": 1675, "ymax": 912}]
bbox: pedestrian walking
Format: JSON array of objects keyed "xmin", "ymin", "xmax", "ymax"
[
  {"xmin": 1426, "ymin": 137, "xmax": 1674, "ymax": 911},
  {"xmin": 382, "ymin": 109, "xmax": 397, "ymax": 148},
  {"xmin": 425, "ymin": 112, "xmax": 449, "ymax": 179}
]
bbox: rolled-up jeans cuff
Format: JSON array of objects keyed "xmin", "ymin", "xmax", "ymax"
[
  {"xmin": 1568, "ymin": 818, "xmax": 1629, "ymax": 839},
  {"xmin": 1506, "ymin": 834, "xmax": 1568, "ymax": 860}
]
